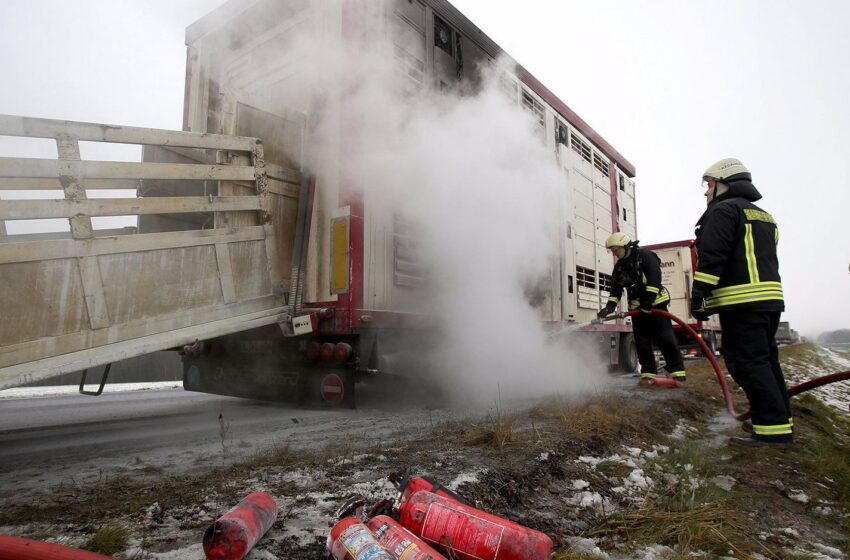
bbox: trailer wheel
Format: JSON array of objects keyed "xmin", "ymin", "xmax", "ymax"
[
  {"xmin": 703, "ymin": 331, "xmax": 717, "ymax": 355},
  {"xmin": 619, "ymin": 333, "xmax": 638, "ymax": 373}
]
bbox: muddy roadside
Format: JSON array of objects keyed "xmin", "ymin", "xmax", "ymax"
[{"xmin": 0, "ymin": 343, "xmax": 848, "ymax": 560}]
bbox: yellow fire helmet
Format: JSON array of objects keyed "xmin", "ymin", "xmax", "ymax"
[
  {"xmin": 605, "ymin": 232, "xmax": 631, "ymax": 249},
  {"xmin": 703, "ymin": 157, "xmax": 751, "ymax": 182}
]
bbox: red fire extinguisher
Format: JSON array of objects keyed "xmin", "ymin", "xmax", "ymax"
[
  {"xmin": 202, "ymin": 491, "xmax": 278, "ymax": 560},
  {"xmin": 366, "ymin": 515, "xmax": 447, "ymax": 560},
  {"xmin": 327, "ymin": 517, "xmax": 395, "ymax": 560},
  {"xmin": 397, "ymin": 490, "xmax": 553, "ymax": 560},
  {"xmin": 389, "ymin": 470, "xmax": 467, "ymax": 505},
  {"xmin": 334, "ymin": 495, "xmax": 446, "ymax": 560}
]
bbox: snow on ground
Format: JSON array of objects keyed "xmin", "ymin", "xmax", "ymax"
[
  {"xmin": 783, "ymin": 345, "xmax": 850, "ymax": 411},
  {"xmin": 0, "ymin": 381, "xmax": 182, "ymax": 399}
]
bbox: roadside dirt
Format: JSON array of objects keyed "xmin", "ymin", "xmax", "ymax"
[{"xmin": 0, "ymin": 343, "xmax": 848, "ymax": 560}]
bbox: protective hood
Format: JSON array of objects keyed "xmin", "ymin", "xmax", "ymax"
[{"xmin": 714, "ymin": 173, "xmax": 762, "ymax": 203}]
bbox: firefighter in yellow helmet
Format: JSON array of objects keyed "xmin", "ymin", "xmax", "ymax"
[
  {"xmin": 692, "ymin": 158, "xmax": 791, "ymax": 447},
  {"xmin": 597, "ymin": 232, "xmax": 686, "ymax": 383}
]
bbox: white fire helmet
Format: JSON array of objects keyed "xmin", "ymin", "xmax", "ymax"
[
  {"xmin": 703, "ymin": 158, "xmax": 751, "ymax": 182},
  {"xmin": 605, "ymin": 232, "xmax": 631, "ymax": 249}
]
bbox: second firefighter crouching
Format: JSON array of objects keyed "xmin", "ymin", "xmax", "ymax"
[{"xmin": 598, "ymin": 232, "xmax": 686, "ymax": 383}]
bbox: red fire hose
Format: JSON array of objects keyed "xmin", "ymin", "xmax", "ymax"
[
  {"xmin": 602, "ymin": 310, "xmax": 850, "ymax": 421},
  {"xmin": 0, "ymin": 535, "xmax": 113, "ymax": 560}
]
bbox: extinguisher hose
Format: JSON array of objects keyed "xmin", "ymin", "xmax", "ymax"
[{"xmin": 603, "ymin": 309, "xmax": 850, "ymax": 421}]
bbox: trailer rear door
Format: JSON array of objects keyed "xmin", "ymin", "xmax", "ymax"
[{"xmin": 0, "ymin": 115, "xmax": 299, "ymax": 390}]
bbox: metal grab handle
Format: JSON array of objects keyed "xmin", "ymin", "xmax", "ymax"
[{"xmin": 79, "ymin": 363, "xmax": 112, "ymax": 396}]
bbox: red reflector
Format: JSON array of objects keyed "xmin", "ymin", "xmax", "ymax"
[
  {"xmin": 335, "ymin": 342, "xmax": 352, "ymax": 362},
  {"xmin": 320, "ymin": 342, "xmax": 335, "ymax": 361},
  {"xmin": 306, "ymin": 342, "xmax": 321, "ymax": 361}
]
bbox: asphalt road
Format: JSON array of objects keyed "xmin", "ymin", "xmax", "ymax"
[{"xmin": 0, "ymin": 385, "xmax": 448, "ymax": 498}]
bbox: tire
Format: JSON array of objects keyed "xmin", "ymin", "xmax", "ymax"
[
  {"xmin": 618, "ymin": 333, "xmax": 639, "ymax": 373},
  {"xmin": 703, "ymin": 331, "xmax": 717, "ymax": 355}
]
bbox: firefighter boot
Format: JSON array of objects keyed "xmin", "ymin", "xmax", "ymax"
[
  {"xmin": 669, "ymin": 370, "xmax": 686, "ymax": 382},
  {"xmin": 638, "ymin": 373, "xmax": 656, "ymax": 386},
  {"xmin": 729, "ymin": 434, "xmax": 792, "ymax": 449}
]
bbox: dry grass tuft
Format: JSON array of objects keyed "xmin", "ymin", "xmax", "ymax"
[
  {"xmin": 463, "ymin": 406, "xmax": 518, "ymax": 450},
  {"xmin": 554, "ymin": 394, "xmax": 658, "ymax": 441},
  {"xmin": 552, "ymin": 551, "xmax": 601, "ymax": 560},
  {"xmin": 83, "ymin": 523, "xmax": 131, "ymax": 555},
  {"xmin": 592, "ymin": 500, "xmax": 771, "ymax": 558}
]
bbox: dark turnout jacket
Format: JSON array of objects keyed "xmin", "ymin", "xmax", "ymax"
[
  {"xmin": 693, "ymin": 178, "xmax": 784, "ymax": 312},
  {"xmin": 607, "ymin": 246, "xmax": 670, "ymax": 310}
]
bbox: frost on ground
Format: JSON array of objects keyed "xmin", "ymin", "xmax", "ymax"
[
  {"xmin": 0, "ymin": 344, "xmax": 848, "ymax": 559},
  {"xmin": 782, "ymin": 344, "xmax": 850, "ymax": 411}
]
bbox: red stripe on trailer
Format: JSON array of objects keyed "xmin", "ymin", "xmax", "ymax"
[
  {"xmin": 643, "ymin": 239, "xmax": 695, "ymax": 251},
  {"xmin": 339, "ymin": 0, "xmax": 367, "ymax": 334},
  {"xmin": 608, "ymin": 161, "xmax": 620, "ymax": 235}
]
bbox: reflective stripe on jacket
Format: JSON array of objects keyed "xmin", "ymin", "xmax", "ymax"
[{"xmin": 607, "ymin": 247, "xmax": 671, "ymax": 309}]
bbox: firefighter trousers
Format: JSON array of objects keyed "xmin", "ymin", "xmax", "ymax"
[
  {"xmin": 719, "ymin": 310, "xmax": 793, "ymax": 441},
  {"xmin": 632, "ymin": 305, "xmax": 684, "ymax": 378}
]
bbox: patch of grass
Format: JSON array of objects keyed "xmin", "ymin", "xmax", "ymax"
[
  {"xmin": 591, "ymin": 499, "xmax": 773, "ymax": 558},
  {"xmin": 589, "ymin": 438, "xmax": 781, "ymax": 558},
  {"xmin": 552, "ymin": 551, "xmax": 601, "ymax": 560},
  {"xmin": 83, "ymin": 523, "xmax": 131, "ymax": 555},
  {"xmin": 795, "ymin": 394, "xmax": 850, "ymax": 536},
  {"xmin": 652, "ymin": 441, "xmax": 721, "ymax": 480},
  {"xmin": 595, "ymin": 459, "xmax": 633, "ymax": 479},
  {"xmin": 780, "ymin": 343, "xmax": 837, "ymax": 373},
  {"xmin": 554, "ymin": 394, "xmax": 659, "ymax": 441},
  {"xmin": 463, "ymin": 406, "xmax": 517, "ymax": 450}
]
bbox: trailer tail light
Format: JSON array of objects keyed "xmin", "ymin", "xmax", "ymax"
[
  {"xmin": 321, "ymin": 342, "xmax": 336, "ymax": 361},
  {"xmin": 689, "ymin": 348, "xmax": 698, "ymax": 357},
  {"xmin": 307, "ymin": 342, "xmax": 321, "ymax": 361},
  {"xmin": 334, "ymin": 343, "xmax": 353, "ymax": 363}
]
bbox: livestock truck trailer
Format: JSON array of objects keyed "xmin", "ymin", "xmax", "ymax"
[{"xmin": 0, "ymin": 0, "xmax": 639, "ymax": 406}]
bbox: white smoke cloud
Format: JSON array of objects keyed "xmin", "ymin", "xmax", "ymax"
[{"xmin": 277, "ymin": 22, "xmax": 611, "ymax": 405}]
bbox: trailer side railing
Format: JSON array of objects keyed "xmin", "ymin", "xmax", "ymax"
[{"xmin": 0, "ymin": 115, "xmax": 301, "ymax": 389}]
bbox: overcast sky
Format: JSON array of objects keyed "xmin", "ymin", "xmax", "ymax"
[{"xmin": 1, "ymin": 0, "xmax": 848, "ymax": 337}]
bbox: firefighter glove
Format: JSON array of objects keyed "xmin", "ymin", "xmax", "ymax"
[
  {"xmin": 597, "ymin": 304, "xmax": 615, "ymax": 320},
  {"xmin": 638, "ymin": 297, "xmax": 654, "ymax": 315},
  {"xmin": 690, "ymin": 288, "xmax": 711, "ymax": 321}
]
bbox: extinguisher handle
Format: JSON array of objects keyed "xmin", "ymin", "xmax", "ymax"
[
  {"xmin": 366, "ymin": 497, "xmax": 395, "ymax": 519},
  {"xmin": 388, "ymin": 468, "xmax": 411, "ymax": 491},
  {"xmin": 333, "ymin": 494, "xmax": 364, "ymax": 521}
]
